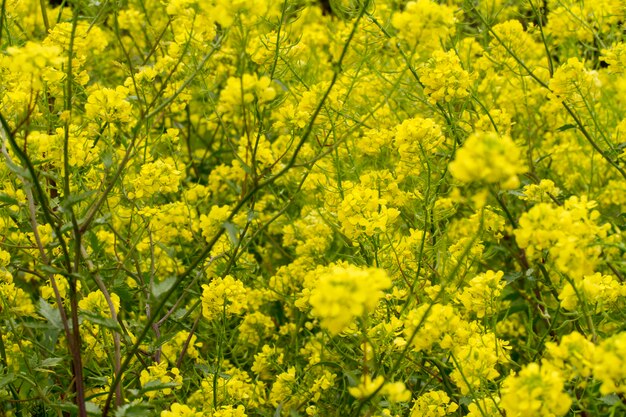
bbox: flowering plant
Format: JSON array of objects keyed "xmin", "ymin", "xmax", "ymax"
[{"xmin": 2, "ymin": 0, "xmax": 626, "ymax": 416}]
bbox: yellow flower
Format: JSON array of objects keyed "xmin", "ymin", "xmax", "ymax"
[
  {"xmin": 514, "ymin": 196, "xmax": 610, "ymax": 279},
  {"xmin": 269, "ymin": 367, "xmax": 297, "ymax": 406},
  {"xmin": 474, "ymin": 108, "xmax": 512, "ymax": 136},
  {"xmin": 44, "ymin": 21, "xmax": 109, "ymax": 60},
  {"xmin": 520, "ymin": 179, "xmax": 561, "ymax": 203},
  {"xmin": 139, "ymin": 361, "xmax": 183, "ymax": 399},
  {"xmin": 391, "ymin": 0, "xmax": 456, "ymax": 52},
  {"xmin": 0, "ymin": 282, "xmax": 36, "ymax": 316},
  {"xmin": 348, "ymin": 375, "xmax": 384, "ymax": 399},
  {"xmin": 410, "ymin": 390, "xmax": 458, "ymax": 417},
  {"xmin": 545, "ymin": 331, "xmax": 595, "ymax": 380},
  {"xmin": 78, "ymin": 290, "xmax": 120, "ymax": 318},
  {"xmin": 252, "ymin": 344, "xmax": 284, "ymax": 380},
  {"xmin": 162, "ymin": 331, "xmax": 202, "ymax": 364},
  {"xmin": 41, "ymin": 274, "xmax": 81, "ymax": 302},
  {"xmin": 450, "ymin": 332, "xmax": 508, "ymax": 394},
  {"xmin": 403, "ymin": 303, "xmax": 462, "ymax": 352},
  {"xmin": 466, "ymin": 396, "xmax": 501, "ymax": 417},
  {"xmin": 161, "ymin": 403, "xmax": 203, "ymax": 417},
  {"xmin": 199, "ymin": 205, "xmax": 231, "ymax": 242},
  {"xmin": 594, "ymin": 332, "xmax": 626, "ymax": 395},
  {"xmin": 308, "ymin": 265, "xmax": 390, "ymax": 335},
  {"xmin": 0, "ymin": 250, "xmax": 12, "ymax": 283},
  {"xmin": 128, "ymin": 158, "xmax": 183, "ymax": 199},
  {"xmin": 559, "ymin": 273, "xmax": 623, "ymax": 312},
  {"xmin": 602, "ymin": 42, "xmax": 626, "ymax": 74},
  {"xmin": 394, "ymin": 117, "xmax": 446, "ymax": 168},
  {"xmin": 239, "ymin": 312, "xmax": 275, "ymax": 346},
  {"xmin": 213, "ymin": 405, "xmax": 248, "ymax": 417},
  {"xmin": 85, "ymin": 85, "xmax": 133, "ymax": 124},
  {"xmin": 449, "ymin": 131, "xmax": 525, "ymax": 189},
  {"xmin": 418, "ymin": 50, "xmax": 472, "ymax": 104},
  {"xmin": 549, "ymin": 58, "xmax": 600, "ymax": 106},
  {"xmin": 500, "ymin": 363, "xmax": 571, "ymax": 417},
  {"xmin": 201, "ymin": 275, "xmax": 248, "ymax": 321},
  {"xmin": 218, "ymin": 73, "xmax": 276, "ymax": 117},
  {"xmin": 545, "ymin": 0, "xmax": 622, "ymax": 43},
  {"xmin": 456, "ymin": 270, "xmax": 505, "ymax": 318},
  {"xmin": 4, "ymin": 41, "xmax": 63, "ymax": 90},
  {"xmin": 381, "ymin": 381, "xmax": 411, "ymax": 403},
  {"xmin": 337, "ymin": 185, "xmax": 400, "ymax": 240}
]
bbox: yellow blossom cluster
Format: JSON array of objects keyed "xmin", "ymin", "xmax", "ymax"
[
  {"xmin": 308, "ymin": 265, "xmax": 390, "ymax": 334},
  {"xmin": 449, "ymin": 131, "xmax": 526, "ymax": 189},
  {"xmin": 85, "ymin": 85, "xmax": 134, "ymax": 124},
  {"xmin": 128, "ymin": 158, "xmax": 184, "ymax": 199},
  {"xmin": 410, "ymin": 390, "xmax": 458, "ymax": 417},
  {"xmin": 456, "ymin": 270, "xmax": 506, "ymax": 318},
  {"xmin": 201, "ymin": 275, "xmax": 248, "ymax": 321},
  {"xmin": 139, "ymin": 360, "xmax": 183, "ymax": 399},
  {"xmin": 515, "ymin": 196, "xmax": 611, "ymax": 278},
  {"xmin": 391, "ymin": 0, "xmax": 456, "ymax": 53},
  {"xmin": 500, "ymin": 363, "xmax": 572, "ymax": 417},
  {"xmin": 337, "ymin": 184, "xmax": 401, "ymax": 239},
  {"xmin": 418, "ymin": 50, "xmax": 473, "ymax": 104},
  {"xmin": 549, "ymin": 58, "xmax": 601, "ymax": 106}
]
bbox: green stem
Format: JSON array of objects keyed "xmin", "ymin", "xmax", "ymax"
[{"xmin": 38, "ymin": 0, "xmax": 49, "ymax": 33}]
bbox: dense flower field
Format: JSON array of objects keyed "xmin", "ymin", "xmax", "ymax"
[{"xmin": 2, "ymin": 0, "xmax": 626, "ymax": 415}]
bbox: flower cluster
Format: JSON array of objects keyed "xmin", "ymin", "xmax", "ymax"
[
  {"xmin": 449, "ymin": 131, "xmax": 526, "ymax": 189},
  {"xmin": 418, "ymin": 50, "xmax": 473, "ymax": 104},
  {"xmin": 307, "ymin": 265, "xmax": 390, "ymax": 334}
]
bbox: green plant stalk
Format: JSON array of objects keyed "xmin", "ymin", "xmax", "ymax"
[
  {"xmin": 38, "ymin": 0, "xmax": 49, "ymax": 32},
  {"xmin": 0, "ymin": 0, "xmax": 7, "ymax": 46},
  {"xmin": 62, "ymin": 11, "xmax": 88, "ymax": 417},
  {"xmin": 528, "ymin": 0, "xmax": 554, "ymax": 77}
]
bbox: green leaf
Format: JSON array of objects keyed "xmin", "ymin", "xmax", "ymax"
[
  {"xmin": 86, "ymin": 402, "xmax": 103, "ymax": 416},
  {"xmin": 224, "ymin": 221, "xmax": 239, "ymax": 245},
  {"xmin": 497, "ymin": 303, "xmax": 531, "ymax": 320},
  {"xmin": 503, "ymin": 271, "xmax": 523, "ymax": 284},
  {"xmin": 114, "ymin": 402, "xmax": 153, "ymax": 417},
  {"xmin": 4, "ymin": 157, "xmax": 31, "ymax": 179},
  {"xmin": 556, "ymin": 124, "xmax": 577, "ymax": 132},
  {"xmin": 58, "ymin": 402, "xmax": 78, "ymax": 414},
  {"xmin": 60, "ymin": 190, "xmax": 96, "ymax": 212},
  {"xmin": 38, "ymin": 357, "xmax": 64, "ymax": 368},
  {"xmin": 37, "ymin": 298, "xmax": 64, "ymax": 330},
  {"xmin": 0, "ymin": 193, "xmax": 18, "ymax": 206},
  {"xmin": 600, "ymin": 393, "xmax": 620, "ymax": 405},
  {"xmin": 80, "ymin": 311, "xmax": 121, "ymax": 331},
  {"xmin": 101, "ymin": 150, "xmax": 113, "ymax": 169},
  {"xmin": 507, "ymin": 189, "xmax": 526, "ymax": 198},
  {"xmin": 151, "ymin": 276, "xmax": 176, "ymax": 299},
  {"xmin": 137, "ymin": 380, "xmax": 180, "ymax": 396},
  {"xmin": 0, "ymin": 374, "xmax": 16, "ymax": 388},
  {"xmin": 459, "ymin": 396, "xmax": 474, "ymax": 406},
  {"xmin": 39, "ymin": 264, "xmax": 65, "ymax": 275}
]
